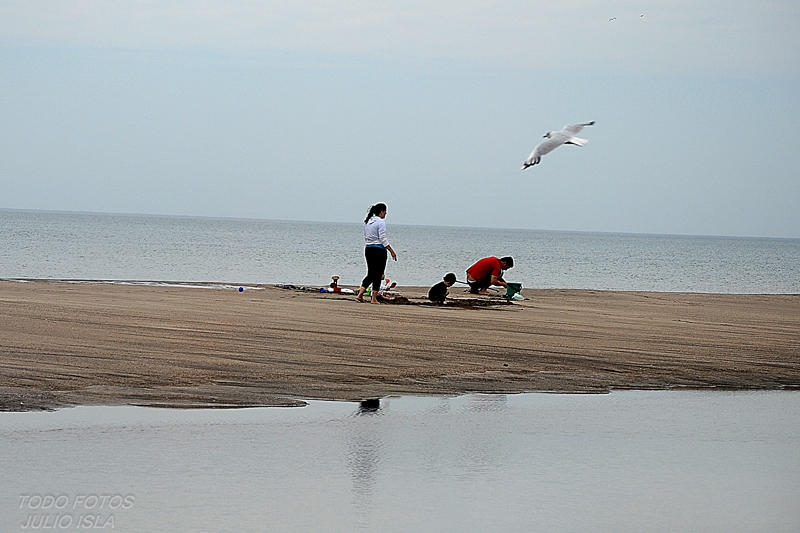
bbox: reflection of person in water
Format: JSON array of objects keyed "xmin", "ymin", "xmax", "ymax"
[{"xmin": 348, "ymin": 398, "xmax": 382, "ymax": 526}]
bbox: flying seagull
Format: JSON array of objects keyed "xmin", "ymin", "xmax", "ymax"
[{"xmin": 521, "ymin": 121, "xmax": 595, "ymax": 169}]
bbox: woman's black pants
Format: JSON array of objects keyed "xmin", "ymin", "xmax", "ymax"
[{"xmin": 362, "ymin": 246, "xmax": 387, "ymax": 292}]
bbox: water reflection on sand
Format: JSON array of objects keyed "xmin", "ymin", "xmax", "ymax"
[{"xmin": 2, "ymin": 391, "xmax": 799, "ymax": 533}]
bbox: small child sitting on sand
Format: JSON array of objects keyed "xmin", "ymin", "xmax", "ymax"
[
  {"xmin": 428, "ymin": 273, "xmax": 457, "ymax": 304},
  {"xmin": 365, "ymin": 276, "xmax": 397, "ymax": 302},
  {"xmin": 379, "ymin": 276, "xmax": 396, "ymax": 296}
]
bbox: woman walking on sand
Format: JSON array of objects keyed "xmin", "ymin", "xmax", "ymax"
[{"xmin": 357, "ymin": 203, "xmax": 397, "ymax": 304}]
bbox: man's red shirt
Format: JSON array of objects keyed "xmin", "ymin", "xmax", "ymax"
[{"xmin": 467, "ymin": 256, "xmax": 502, "ymax": 280}]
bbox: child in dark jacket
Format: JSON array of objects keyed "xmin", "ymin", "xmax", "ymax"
[{"xmin": 428, "ymin": 273, "xmax": 457, "ymax": 304}]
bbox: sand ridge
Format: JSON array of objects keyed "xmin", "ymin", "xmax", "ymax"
[{"xmin": 1, "ymin": 280, "xmax": 798, "ymax": 410}]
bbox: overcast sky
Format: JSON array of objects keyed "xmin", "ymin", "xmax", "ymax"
[{"xmin": 1, "ymin": 1, "xmax": 799, "ymax": 237}]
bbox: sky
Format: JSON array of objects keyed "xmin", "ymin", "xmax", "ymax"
[{"xmin": 1, "ymin": 1, "xmax": 799, "ymax": 238}]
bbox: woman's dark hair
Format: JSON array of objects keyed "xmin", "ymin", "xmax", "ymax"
[{"xmin": 364, "ymin": 203, "xmax": 387, "ymax": 223}]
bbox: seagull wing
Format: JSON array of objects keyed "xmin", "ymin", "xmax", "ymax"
[
  {"xmin": 521, "ymin": 137, "xmax": 566, "ymax": 169},
  {"xmin": 531, "ymin": 136, "xmax": 565, "ymax": 157},
  {"xmin": 561, "ymin": 121, "xmax": 595, "ymax": 136}
]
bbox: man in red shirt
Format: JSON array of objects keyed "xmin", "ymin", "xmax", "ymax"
[{"xmin": 466, "ymin": 256, "xmax": 514, "ymax": 295}]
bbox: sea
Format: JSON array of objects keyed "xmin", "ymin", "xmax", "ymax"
[{"xmin": 1, "ymin": 208, "xmax": 799, "ymax": 293}]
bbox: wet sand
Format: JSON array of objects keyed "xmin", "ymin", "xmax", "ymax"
[{"xmin": 1, "ymin": 280, "xmax": 798, "ymax": 411}]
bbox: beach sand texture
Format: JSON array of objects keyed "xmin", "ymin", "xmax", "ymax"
[{"xmin": 1, "ymin": 280, "xmax": 798, "ymax": 410}]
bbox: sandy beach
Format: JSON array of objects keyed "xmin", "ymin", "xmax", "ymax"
[{"xmin": 1, "ymin": 279, "xmax": 798, "ymax": 411}]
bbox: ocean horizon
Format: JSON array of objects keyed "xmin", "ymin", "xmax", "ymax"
[{"xmin": 2, "ymin": 208, "xmax": 799, "ymax": 294}]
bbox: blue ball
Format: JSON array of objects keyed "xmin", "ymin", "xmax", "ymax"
[{"xmin": 238, "ymin": 287, "xmax": 244, "ymax": 292}]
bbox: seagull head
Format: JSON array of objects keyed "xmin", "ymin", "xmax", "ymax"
[{"xmin": 543, "ymin": 131, "xmax": 553, "ymax": 138}]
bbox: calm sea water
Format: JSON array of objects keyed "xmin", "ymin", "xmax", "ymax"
[
  {"xmin": 2, "ymin": 209, "xmax": 799, "ymax": 293},
  {"xmin": 2, "ymin": 391, "xmax": 798, "ymax": 533}
]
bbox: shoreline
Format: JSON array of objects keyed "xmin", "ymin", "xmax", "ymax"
[{"xmin": 1, "ymin": 280, "xmax": 799, "ymax": 411}]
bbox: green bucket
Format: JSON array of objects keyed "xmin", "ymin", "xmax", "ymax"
[{"xmin": 506, "ymin": 282, "xmax": 522, "ymax": 297}]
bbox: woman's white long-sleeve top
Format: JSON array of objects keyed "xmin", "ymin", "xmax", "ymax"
[{"xmin": 364, "ymin": 216, "xmax": 390, "ymax": 248}]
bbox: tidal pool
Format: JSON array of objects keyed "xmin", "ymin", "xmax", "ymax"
[{"xmin": 2, "ymin": 391, "xmax": 799, "ymax": 532}]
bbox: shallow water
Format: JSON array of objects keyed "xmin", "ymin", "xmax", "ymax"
[{"xmin": 2, "ymin": 391, "xmax": 799, "ymax": 532}]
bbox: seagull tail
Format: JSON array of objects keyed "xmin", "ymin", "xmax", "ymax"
[{"xmin": 565, "ymin": 137, "xmax": 589, "ymax": 147}]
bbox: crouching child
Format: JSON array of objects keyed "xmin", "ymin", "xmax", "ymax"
[{"xmin": 428, "ymin": 273, "xmax": 457, "ymax": 304}]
